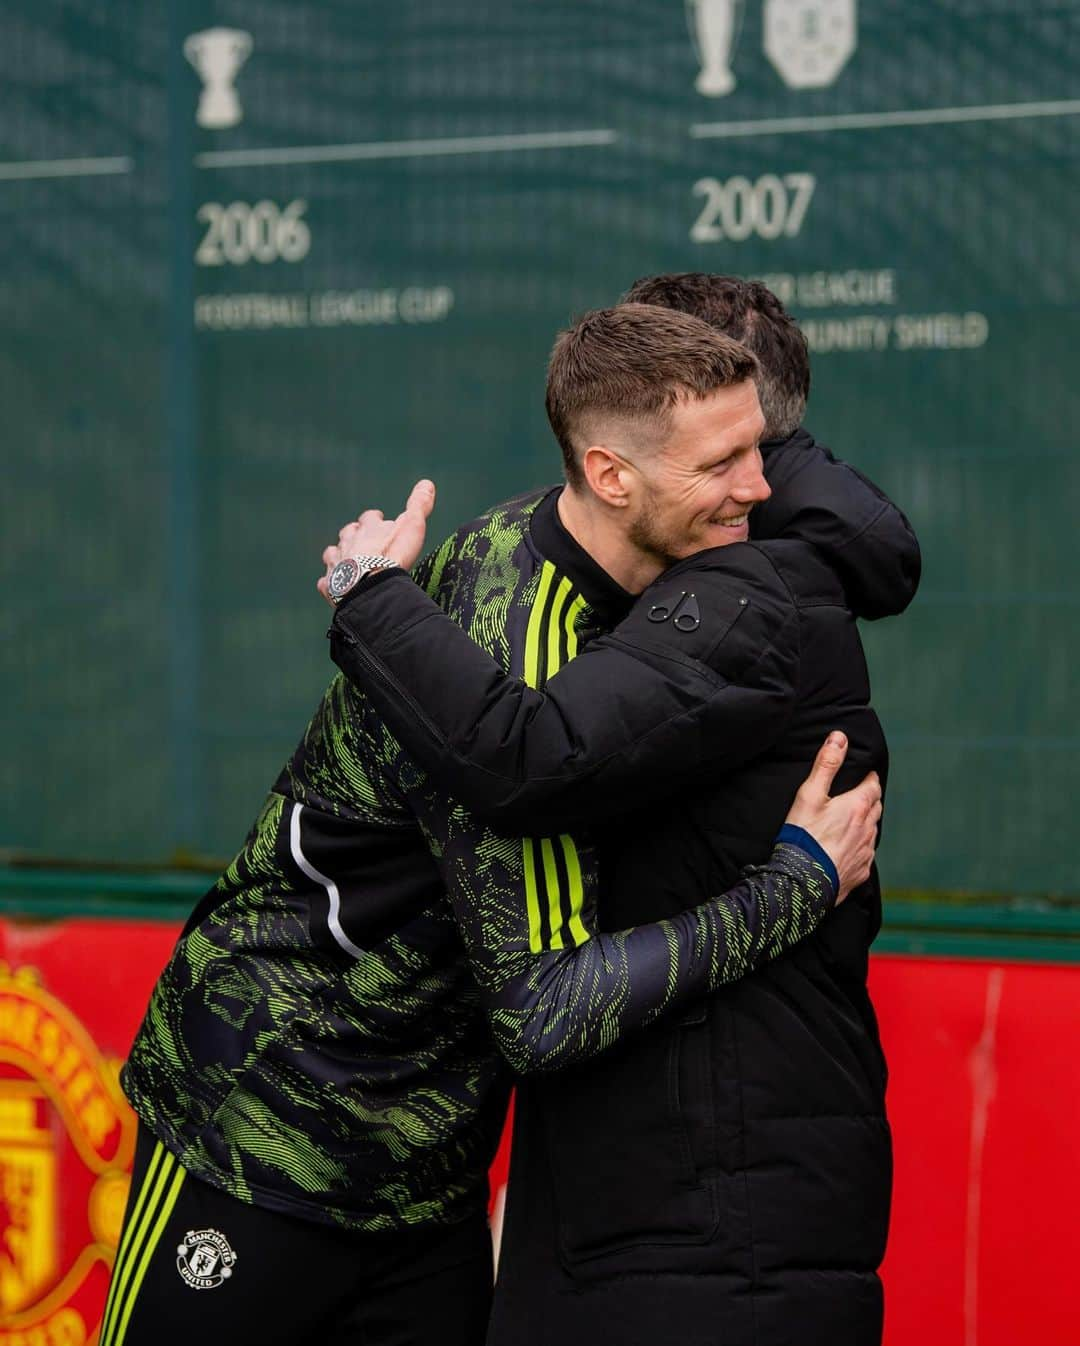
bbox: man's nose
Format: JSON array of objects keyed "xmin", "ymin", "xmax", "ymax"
[{"xmin": 732, "ymin": 461, "xmax": 771, "ymax": 504}]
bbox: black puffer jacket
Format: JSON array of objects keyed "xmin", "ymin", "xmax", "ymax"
[
  {"xmin": 331, "ymin": 432, "xmax": 919, "ymax": 1345},
  {"xmin": 753, "ymin": 426, "xmax": 920, "ymax": 621},
  {"xmin": 492, "ymin": 540, "xmax": 891, "ymax": 1346}
]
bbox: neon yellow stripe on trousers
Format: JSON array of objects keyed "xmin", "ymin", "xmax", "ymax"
[
  {"xmin": 112, "ymin": 1161, "xmax": 186, "ymax": 1346},
  {"xmin": 100, "ymin": 1142, "xmax": 172, "ymax": 1346}
]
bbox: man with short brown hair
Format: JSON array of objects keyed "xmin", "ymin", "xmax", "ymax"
[
  {"xmin": 623, "ymin": 272, "xmax": 918, "ymax": 613},
  {"xmin": 110, "ymin": 296, "xmax": 881, "ymax": 1345},
  {"xmin": 324, "ymin": 297, "xmax": 918, "ymax": 1345},
  {"xmin": 534, "ymin": 303, "xmax": 774, "ymax": 590},
  {"xmin": 546, "ymin": 301, "xmax": 760, "ymax": 489},
  {"xmin": 622, "ymin": 272, "xmax": 810, "ymax": 442}
]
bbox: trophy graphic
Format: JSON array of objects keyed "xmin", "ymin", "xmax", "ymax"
[
  {"xmin": 184, "ymin": 27, "xmax": 253, "ymax": 129},
  {"xmin": 687, "ymin": 0, "xmax": 746, "ymax": 97}
]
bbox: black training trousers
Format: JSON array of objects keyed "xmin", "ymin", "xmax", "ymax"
[{"xmin": 100, "ymin": 1125, "xmax": 493, "ymax": 1346}]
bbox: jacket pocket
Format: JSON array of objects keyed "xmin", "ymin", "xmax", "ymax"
[{"xmin": 538, "ymin": 1011, "xmax": 720, "ymax": 1264}]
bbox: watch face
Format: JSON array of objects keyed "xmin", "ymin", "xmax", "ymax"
[{"xmin": 328, "ymin": 557, "xmax": 360, "ymax": 601}]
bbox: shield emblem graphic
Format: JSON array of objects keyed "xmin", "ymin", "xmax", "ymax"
[{"xmin": 764, "ymin": 0, "xmax": 858, "ymax": 89}]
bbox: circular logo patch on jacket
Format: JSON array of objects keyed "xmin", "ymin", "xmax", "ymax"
[{"xmin": 176, "ymin": 1229, "xmax": 237, "ymax": 1289}]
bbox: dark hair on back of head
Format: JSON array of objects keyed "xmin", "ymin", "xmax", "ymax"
[
  {"xmin": 622, "ymin": 273, "xmax": 809, "ymax": 440},
  {"xmin": 546, "ymin": 303, "xmax": 759, "ymax": 489}
]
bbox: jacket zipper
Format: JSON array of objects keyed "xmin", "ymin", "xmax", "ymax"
[{"xmin": 331, "ymin": 625, "xmax": 448, "ymax": 752}]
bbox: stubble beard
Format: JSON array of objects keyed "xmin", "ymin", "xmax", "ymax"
[{"xmin": 626, "ymin": 495, "xmax": 688, "ymax": 572}]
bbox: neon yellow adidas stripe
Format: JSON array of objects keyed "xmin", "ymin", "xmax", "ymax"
[
  {"xmin": 112, "ymin": 1162, "xmax": 186, "ymax": 1346},
  {"xmin": 520, "ymin": 563, "xmax": 590, "ymax": 953},
  {"xmin": 523, "ymin": 562, "xmax": 556, "ymax": 689},
  {"xmin": 101, "ymin": 1142, "xmax": 186, "ymax": 1346},
  {"xmin": 546, "ymin": 576, "xmax": 573, "ymax": 681}
]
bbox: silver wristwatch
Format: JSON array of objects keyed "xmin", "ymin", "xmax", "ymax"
[{"xmin": 326, "ymin": 554, "xmax": 398, "ymax": 604}]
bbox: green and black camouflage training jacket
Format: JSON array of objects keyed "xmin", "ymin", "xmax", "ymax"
[{"xmin": 121, "ymin": 487, "xmax": 835, "ymax": 1231}]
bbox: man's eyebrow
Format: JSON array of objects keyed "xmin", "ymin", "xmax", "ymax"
[{"xmin": 698, "ymin": 443, "xmax": 750, "ymax": 471}]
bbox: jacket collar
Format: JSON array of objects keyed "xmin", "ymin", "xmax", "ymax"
[
  {"xmin": 753, "ymin": 424, "xmax": 920, "ymax": 620},
  {"xmin": 529, "ymin": 486, "xmax": 636, "ymax": 628},
  {"xmin": 760, "ymin": 425, "xmax": 813, "ymax": 458}
]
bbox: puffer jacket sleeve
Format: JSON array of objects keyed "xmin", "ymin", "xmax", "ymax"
[
  {"xmin": 329, "ymin": 546, "xmax": 799, "ymax": 832},
  {"xmin": 752, "ymin": 428, "xmax": 921, "ymax": 619}
]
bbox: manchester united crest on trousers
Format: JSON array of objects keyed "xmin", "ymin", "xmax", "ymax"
[{"xmin": 176, "ymin": 1229, "xmax": 237, "ymax": 1290}]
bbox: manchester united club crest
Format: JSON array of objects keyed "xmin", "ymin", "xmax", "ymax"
[
  {"xmin": 0, "ymin": 963, "xmax": 136, "ymax": 1346},
  {"xmin": 0, "ymin": 1086, "xmax": 58, "ymax": 1317},
  {"xmin": 176, "ymin": 1229, "xmax": 237, "ymax": 1290}
]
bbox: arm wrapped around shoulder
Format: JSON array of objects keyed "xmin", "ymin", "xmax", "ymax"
[
  {"xmin": 329, "ymin": 549, "xmax": 800, "ymax": 831},
  {"xmin": 752, "ymin": 429, "xmax": 921, "ymax": 619}
]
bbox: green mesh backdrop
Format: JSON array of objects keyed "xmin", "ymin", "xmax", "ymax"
[{"xmin": 2, "ymin": 1, "xmax": 1077, "ymax": 897}]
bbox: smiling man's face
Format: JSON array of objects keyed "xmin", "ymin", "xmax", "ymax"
[{"xmin": 621, "ymin": 378, "xmax": 770, "ymax": 567}]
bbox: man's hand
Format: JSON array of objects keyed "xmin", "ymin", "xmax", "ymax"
[
  {"xmin": 318, "ymin": 479, "xmax": 436, "ymax": 605},
  {"xmin": 784, "ymin": 732, "xmax": 882, "ymax": 903}
]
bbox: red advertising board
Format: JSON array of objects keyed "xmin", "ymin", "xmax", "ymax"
[
  {"xmin": 0, "ymin": 917, "xmax": 178, "ymax": 1345},
  {"xmin": 0, "ymin": 913, "xmax": 1075, "ymax": 1344},
  {"xmin": 872, "ymin": 956, "xmax": 1080, "ymax": 1346}
]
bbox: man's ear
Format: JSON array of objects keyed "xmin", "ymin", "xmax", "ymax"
[{"xmin": 581, "ymin": 445, "xmax": 634, "ymax": 508}]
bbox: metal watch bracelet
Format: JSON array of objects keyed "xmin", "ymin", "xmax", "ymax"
[{"xmin": 327, "ymin": 554, "xmax": 398, "ymax": 604}]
